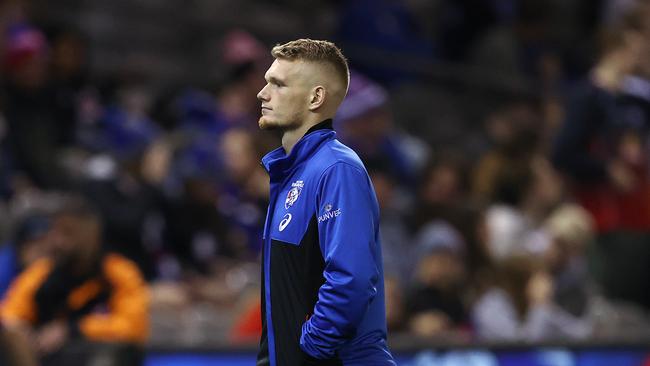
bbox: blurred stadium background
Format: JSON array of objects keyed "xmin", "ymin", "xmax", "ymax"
[{"xmin": 0, "ymin": 0, "xmax": 650, "ymax": 365}]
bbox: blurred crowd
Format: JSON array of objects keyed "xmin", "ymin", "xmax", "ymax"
[{"xmin": 0, "ymin": 0, "xmax": 650, "ymax": 364}]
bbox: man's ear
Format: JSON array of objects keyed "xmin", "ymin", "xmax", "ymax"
[{"xmin": 308, "ymin": 86, "xmax": 326, "ymax": 111}]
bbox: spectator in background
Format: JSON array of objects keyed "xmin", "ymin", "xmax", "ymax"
[
  {"xmin": 162, "ymin": 132, "xmax": 235, "ymax": 276},
  {"xmin": 336, "ymin": 72, "xmax": 429, "ymax": 186},
  {"xmin": 173, "ymin": 30, "xmax": 268, "ymax": 138},
  {"xmin": 2, "ymin": 23, "xmax": 69, "ymax": 189},
  {"xmin": 472, "ymin": 255, "xmax": 592, "ymax": 341},
  {"xmin": 80, "ymin": 88, "xmax": 166, "ymax": 280},
  {"xmin": 370, "ymin": 166, "xmax": 413, "ymax": 285},
  {"xmin": 473, "ymin": 97, "xmax": 542, "ymax": 206},
  {"xmin": 0, "ymin": 196, "xmax": 149, "ymax": 366},
  {"xmin": 368, "ymin": 166, "xmax": 411, "ymax": 333},
  {"xmin": 164, "ymin": 126, "xmax": 269, "ymax": 270},
  {"xmin": 82, "ymin": 151, "xmax": 165, "ymax": 281},
  {"xmin": 216, "ymin": 29, "xmax": 269, "ymax": 130},
  {"xmin": 552, "ymin": 2, "xmax": 650, "ymax": 309},
  {"xmin": 0, "ymin": 212, "xmax": 51, "ymax": 299},
  {"xmin": 159, "ymin": 128, "xmax": 269, "ymax": 279},
  {"xmin": 406, "ymin": 220, "xmax": 468, "ymax": 338},
  {"xmin": 472, "ymin": 97, "xmax": 566, "ymax": 262},
  {"xmin": 542, "ymin": 204, "xmax": 596, "ymax": 317},
  {"xmin": 83, "ymin": 158, "xmax": 164, "ymax": 280},
  {"xmin": 161, "ymin": 32, "xmax": 271, "ymax": 270},
  {"xmin": 481, "ymin": 155, "xmax": 563, "ymax": 262},
  {"xmin": 480, "ymin": 164, "xmax": 545, "ymax": 262},
  {"xmin": 412, "ymin": 154, "xmax": 469, "ymax": 232},
  {"xmin": 215, "ymin": 128, "xmax": 269, "ymax": 257}
]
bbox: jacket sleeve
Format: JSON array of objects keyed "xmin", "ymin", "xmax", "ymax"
[
  {"xmin": 0, "ymin": 259, "xmax": 52, "ymax": 326},
  {"xmin": 78, "ymin": 254, "xmax": 150, "ymax": 344},
  {"xmin": 300, "ymin": 162, "xmax": 380, "ymax": 359}
]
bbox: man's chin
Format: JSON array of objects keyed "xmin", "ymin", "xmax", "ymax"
[
  {"xmin": 259, "ymin": 117, "xmax": 301, "ymax": 132},
  {"xmin": 259, "ymin": 117, "xmax": 281, "ymax": 131}
]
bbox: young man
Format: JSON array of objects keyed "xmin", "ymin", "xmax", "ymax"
[{"xmin": 257, "ymin": 39, "xmax": 396, "ymax": 365}]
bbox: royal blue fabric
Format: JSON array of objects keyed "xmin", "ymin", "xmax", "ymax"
[{"xmin": 261, "ymin": 128, "xmax": 395, "ymax": 365}]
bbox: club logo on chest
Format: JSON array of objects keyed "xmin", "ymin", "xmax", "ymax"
[{"xmin": 285, "ymin": 180, "xmax": 304, "ymax": 209}]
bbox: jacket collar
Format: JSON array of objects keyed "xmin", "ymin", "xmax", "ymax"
[
  {"xmin": 261, "ymin": 119, "xmax": 335, "ymax": 181},
  {"xmin": 305, "ymin": 119, "xmax": 334, "ymax": 134}
]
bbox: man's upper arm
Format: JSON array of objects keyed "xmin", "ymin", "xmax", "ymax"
[
  {"xmin": 0, "ymin": 259, "xmax": 52, "ymax": 327},
  {"xmin": 78, "ymin": 254, "xmax": 150, "ymax": 343}
]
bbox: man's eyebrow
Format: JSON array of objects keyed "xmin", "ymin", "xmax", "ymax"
[{"xmin": 268, "ymin": 76, "xmax": 286, "ymax": 85}]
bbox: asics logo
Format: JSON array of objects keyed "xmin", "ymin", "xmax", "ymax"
[{"xmin": 279, "ymin": 213, "xmax": 292, "ymax": 232}]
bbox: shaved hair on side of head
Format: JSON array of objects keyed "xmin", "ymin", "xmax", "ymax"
[{"xmin": 271, "ymin": 39, "xmax": 350, "ymax": 101}]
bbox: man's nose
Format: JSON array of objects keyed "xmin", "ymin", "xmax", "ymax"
[{"xmin": 257, "ymin": 85, "xmax": 269, "ymax": 101}]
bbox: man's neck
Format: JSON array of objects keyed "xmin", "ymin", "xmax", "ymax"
[
  {"xmin": 282, "ymin": 124, "xmax": 312, "ymax": 155},
  {"xmin": 281, "ymin": 116, "xmax": 331, "ymax": 154}
]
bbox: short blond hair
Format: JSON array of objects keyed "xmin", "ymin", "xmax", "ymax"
[{"xmin": 271, "ymin": 39, "xmax": 350, "ymax": 91}]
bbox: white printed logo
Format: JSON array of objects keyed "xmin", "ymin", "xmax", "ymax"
[
  {"xmin": 318, "ymin": 204, "xmax": 341, "ymax": 223},
  {"xmin": 279, "ymin": 213, "xmax": 292, "ymax": 232},
  {"xmin": 285, "ymin": 180, "xmax": 304, "ymax": 209}
]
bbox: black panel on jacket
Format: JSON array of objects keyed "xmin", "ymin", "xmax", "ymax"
[{"xmin": 269, "ymin": 215, "xmax": 342, "ymax": 365}]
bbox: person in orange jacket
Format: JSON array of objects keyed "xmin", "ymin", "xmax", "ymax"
[{"xmin": 0, "ymin": 196, "xmax": 149, "ymax": 364}]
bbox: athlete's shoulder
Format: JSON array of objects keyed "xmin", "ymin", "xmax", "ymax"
[
  {"xmin": 101, "ymin": 252, "xmax": 146, "ymax": 283},
  {"xmin": 311, "ymin": 138, "xmax": 366, "ymax": 174}
]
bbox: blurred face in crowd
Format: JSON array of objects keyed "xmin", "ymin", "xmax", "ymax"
[
  {"xmin": 415, "ymin": 251, "xmax": 465, "ymax": 290},
  {"xmin": 525, "ymin": 157, "xmax": 563, "ymax": 213},
  {"xmin": 221, "ymin": 129, "xmax": 257, "ymax": 182},
  {"xmin": 50, "ymin": 213, "xmax": 101, "ymax": 262},
  {"xmin": 257, "ymin": 59, "xmax": 313, "ymax": 131},
  {"xmin": 421, "ymin": 163, "xmax": 462, "ymax": 207},
  {"xmin": 486, "ymin": 102, "xmax": 539, "ymax": 153}
]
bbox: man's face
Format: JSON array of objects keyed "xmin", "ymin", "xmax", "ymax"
[
  {"xmin": 221, "ymin": 129, "xmax": 256, "ymax": 182},
  {"xmin": 257, "ymin": 59, "xmax": 311, "ymax": 131},
  {"xmin": 50, "ymin": 215, "xmax": 100, "ymax": 259}
]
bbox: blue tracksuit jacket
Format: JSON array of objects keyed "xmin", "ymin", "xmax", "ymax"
[{"xmin": 257, "ymin": 120, "xmax": 396, "ymax": 366}]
